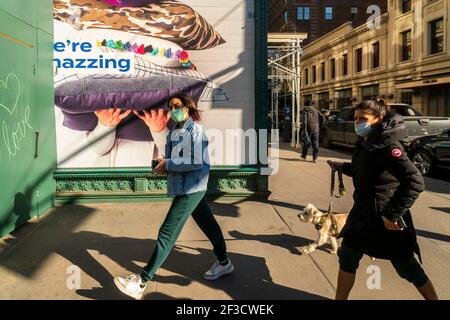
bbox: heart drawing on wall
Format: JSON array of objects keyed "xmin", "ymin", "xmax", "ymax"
[{"xmin": 0, "ymin": 73, "xmax": 21, "ymax": 116}]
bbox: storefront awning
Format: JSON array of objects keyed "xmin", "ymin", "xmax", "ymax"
[{"xmin": 396, "ymin": 76, "xmax": 450, "ymax": 89}]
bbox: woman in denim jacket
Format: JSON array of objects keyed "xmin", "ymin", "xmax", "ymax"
[{"xmin": 114, "ymin": 94, "xmax": 234, "ymax": 299}]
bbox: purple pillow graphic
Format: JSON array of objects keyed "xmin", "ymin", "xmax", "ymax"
[{"xmin": 55, "ymin": 76, "xmax": 207, "ymax": 141}]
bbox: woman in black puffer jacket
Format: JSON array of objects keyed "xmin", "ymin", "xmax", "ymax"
[{"xmin": 329, "ymin": 99, "xmax": 438, "ymax": 300}]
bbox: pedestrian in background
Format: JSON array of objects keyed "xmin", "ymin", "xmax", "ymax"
[{"xmin": 300, "ymin": 101, "xmax": 325, "ymax": 163}]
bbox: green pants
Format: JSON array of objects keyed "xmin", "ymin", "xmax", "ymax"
[{"xmin": 140, "ymin": 191, "xmax": 228, "ymax": 282}]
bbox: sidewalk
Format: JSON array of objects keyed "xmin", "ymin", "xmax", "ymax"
[{"xmin": 0, "ymin": 143, "xmax": 449, "ymax": 300}]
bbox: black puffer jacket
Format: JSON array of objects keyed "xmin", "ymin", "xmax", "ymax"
[{"xmin": 340, "ymin": 112, "xmax": 425, "ymax": 261}]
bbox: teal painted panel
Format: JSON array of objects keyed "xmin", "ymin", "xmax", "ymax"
[
  {"xmin": 0, "ymin": 10, "xmax": 36, "ymax": 48},
  {"xmin": 0, "ymin": 1, "xmax": 37, "ymax": 27},
  {"xmin": 33, "ymin": 30, "xmax": 56, "ymax": 216},
  {"xmin": 37, "ymin": 0, "xmax": 54, "ymax": 34},
  {"xmin": 0, "ymin": 17, "xmax": 38, "ymax": 236}
]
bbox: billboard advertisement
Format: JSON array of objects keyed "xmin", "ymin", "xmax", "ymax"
[{"xmin": 53, "ymin": 0, "xmax": 256, "ymax": 168}]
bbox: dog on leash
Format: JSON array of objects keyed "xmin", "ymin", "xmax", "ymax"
[{"xmin": 297, "ymin": 204, "xmax": 348, "ymax": 255}]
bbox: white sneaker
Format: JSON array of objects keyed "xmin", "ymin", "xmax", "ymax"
[
  {"xmin": 113, "ymin": 274, "xmax": 148, "ymax": 300},
  {"xmin": 203, "ymin": 260, "xmax": 234, "ymax": 281}
]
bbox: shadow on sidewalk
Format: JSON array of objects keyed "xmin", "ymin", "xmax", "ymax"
[
  {"xmin": 68, "ymin": 233, "xmax": 327, "ymax": 300},
  {"xmin": 0, "ymin": 204, "xmax": 96, "ymax": 278},
  {"xmin": 265, "ymin": 200, "xmax": 305, "ymax": 212},
  {"xmin": 429, "ymin": 207, "xmax": 450, "ymax": 215},
  {"xmin": 228, "ymin": 230, "xmax": 335, "ymax": 256},
  {"xmin": 0, "ymin": 203, "xmax": 328, "ymax": 300},
  {"xmin": 416, "ymin": 229, "xmax": 450, "ymax": 243},
  {"xmin": 209, "ymin": 202, "xmax": 241, "ymax": 218}
]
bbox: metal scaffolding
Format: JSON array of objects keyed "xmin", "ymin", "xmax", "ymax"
[{"xmin": 268, "ymin": 33, "xmax": 307, "ymax": 148}]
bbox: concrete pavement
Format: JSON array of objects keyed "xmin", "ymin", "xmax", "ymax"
[
  {"xmin": 0, "ymin": 143, "xmax": 449, "ymax": 300},
  {"xmin": 270, "ymin": 143, "xmax": 450, "ymax": 300}
]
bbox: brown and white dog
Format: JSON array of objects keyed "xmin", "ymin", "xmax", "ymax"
[{"xmin": 297, "ymin": 204, "xmax": 348, "ymax": 255}]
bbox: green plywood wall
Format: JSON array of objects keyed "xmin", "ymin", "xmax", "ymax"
[{"xmin": 0, "ymin": 1, "xmax": 55, "ymax": 237}]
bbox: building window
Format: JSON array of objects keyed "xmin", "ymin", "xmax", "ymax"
[
  {"xmin": 428, "ymin": 86, "xmax": 448, "ymax": 117},
  {"xmin": 355, "ymin": 48, "xmax": 363, "ymax": 73},
  {"xmin": 372, "ymin": 42, "xmax": 380, "ymax": 69},
  {"xmin": 312, "ymin": 65, "xmax": 316, "ymax": 83},
  {"xmin": 321, "ymin": 62, "xmax": 326, "ymax": 81},
  {"xmin": 361, "ymin": 84, "xmax": 379, "ymax": 101},
  {"xmin": 336, "ymin": 88, "xmax": 353, "ymax": 109},
  {"xmin": 401, "ymin": 30, "xmax": 412, "ymax": 61},
  {"xmin": 401, "ymin": 90, "xmax": 413, "ymax": 106},
  {"xmin": 325, "ymin": 7, "xmax": 333, "ymax": 20},
  {"xmin": 297, "ymin": 6, "xmax": 310, "ymax": 20},
  {"xmin": 401, "ymin": 0, "xmax": 411, "ymax": 14},
  {"xmin": 304, "ymin": 68, "xmax": 309, "ymax": 85},
  {"xmin": 330, "ymin": 58, "xmax": 336, "ymax": 79},
  {"xmin": 430, "ymin": 18, "xmax": 444, "ymax": 54},
  {"xmin": 318, "ymin": 92, "xmax": 330, "ymax": 109},
  {"xmin": 342, "ymin": 54, "xmax": 348, "ymax": 76}
]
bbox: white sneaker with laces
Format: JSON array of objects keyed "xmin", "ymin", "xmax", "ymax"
[
  {"xmin": 114, "ymin": 274, "xmax": 148, "ymax": 300},
  {"xmin": 203, "ymin": 260, "xmax": 234, "ymax": 281}
]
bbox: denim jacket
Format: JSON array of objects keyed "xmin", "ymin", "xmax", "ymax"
[{"xmin": 163, "ymin": 117, "xmax": 210, "ymax": 196}]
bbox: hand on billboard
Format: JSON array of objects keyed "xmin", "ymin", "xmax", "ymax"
[
  {"xmin": 133, "ymin": 109, "xmax": 170, "ymax": 132},
  {"xmin": 94, "ymin": 108, "xmax": 132, "ymax": 128}
]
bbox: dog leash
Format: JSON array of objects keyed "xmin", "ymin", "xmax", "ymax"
[
  {"xmin": 328, "ymin": 165, "xmax": 346, "ymax": 214},
  {"xmin": 330, "ymin": 166, "xmax": 346, "ymax": 199},
  {"xmin": 327, "ymin": 165, "xmax": 347, "ymax": 235}
]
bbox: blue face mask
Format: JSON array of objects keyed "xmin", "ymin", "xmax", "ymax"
[
  {"xmin": 170, "ymin": 108, "xmax": 188, "ymax": 123},
  {"xmin": 354, "ymin": 122, "xmax": 373, "ymax": 137}
]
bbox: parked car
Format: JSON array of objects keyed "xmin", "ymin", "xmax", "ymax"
[
  {"xmin": 405, "ymin": 129, "xmax": 450, "ymax": 175},
  {"xmin": 320, "ymin": 103, "xmax": 450, "ymax": 148},
  {"xmin": 321, "ymin": 109, "xmax": 340, "ymax": 121}
]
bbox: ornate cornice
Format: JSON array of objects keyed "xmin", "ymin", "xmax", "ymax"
[{"xmin": 54, "ymin": 167, "xmax": 269, "ymax": 201}]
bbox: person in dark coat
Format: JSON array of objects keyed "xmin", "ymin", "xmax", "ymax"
[
  {"xmin": 328, "ymin": 99, "xmax": 438, "ymax": 300},
  {"xmin": 300, "ymin": 102, "xmax": 325, "ymax": 163}
]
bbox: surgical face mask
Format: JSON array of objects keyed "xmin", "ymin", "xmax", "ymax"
[
  {"xmin": 354, "ymin": 121, "xmax": 373, "ymax": 137},
  {"xmin": 170, "ymin": 108, "xmax": 188, "ymax": 123}
]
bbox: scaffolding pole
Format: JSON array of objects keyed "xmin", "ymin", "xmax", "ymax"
[
  {"xmin": 296, "ymin": 38, "xmax": 302, "ymax": 148},
  {"xmin": 268, "ymin": 33, "xmax": 306, "ymax": 147},
  {"xmin": 291, "ymin": 40, "xmax": 296, "ymax": 147}
]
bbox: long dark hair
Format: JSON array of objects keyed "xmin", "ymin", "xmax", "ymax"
[
  {"xmin": 355, "ymin": 98, "xmax": 390, "ymax": 118},
  {"xmin": 167, "ymin": 93, "xmax": 202, "ymax": 121}
]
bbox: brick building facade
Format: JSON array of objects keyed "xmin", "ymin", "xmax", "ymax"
[{"xmin": 269, "ymin": 0, "xmax": 388, "ymax": 45}]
